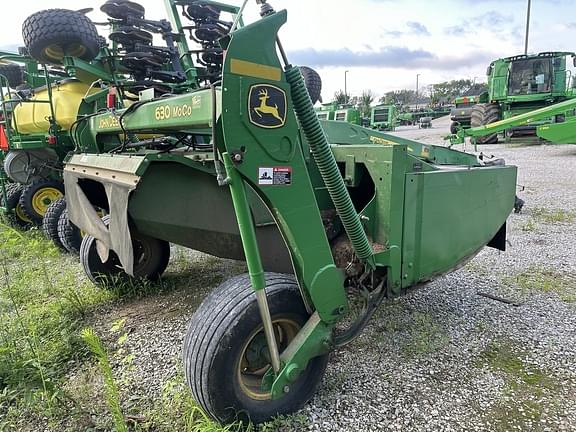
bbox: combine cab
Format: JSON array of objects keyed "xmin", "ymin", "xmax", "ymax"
[{"xmin": 471, "ymin": 51, "xmax": 576, "ymax": 143}]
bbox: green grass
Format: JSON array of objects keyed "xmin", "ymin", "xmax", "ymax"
[
  {"xmin": 530, "ymin": 207, "xmax": 575, "ymax": 224},
  {"xmin": 506, "ymin": 267, "xmax": 576, "ymax": 303},
  {"xmin": 0, "ymin": 224, "xmax": 113, "ymax": 430},
  {"xmin": 476, "ymin": 340, "xmax": 561, "ymax": 431},
  {"xmin": 0, "ymin": 222, "xmax": 250, "ymax": 431},
  {"xmin": 372, "ymin": 304, "xmax": 449, "ymax": 356},
  {"xmin": 517, "ymin": 207, "xmax": 575, "ymax": 234}
]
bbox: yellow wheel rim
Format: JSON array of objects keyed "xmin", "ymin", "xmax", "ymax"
[
  {"xmin": 15, "ymin": 204, "xmax": 32, "ymax": 223},
  {"xmin": 237, "ymin": 318, "xmax": 300, "ymax": 401},
  {"xmin": 31, "ymin": 187, "xmax": 63, "ymax": 216},
  {"xmin": 44, "ymin": 44, "xmax": 87, "ymax": 62}
]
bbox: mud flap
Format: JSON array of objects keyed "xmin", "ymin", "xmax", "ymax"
[{"xmin": 64, "ymin": 172, "xmax": 136, "ymax": 275}]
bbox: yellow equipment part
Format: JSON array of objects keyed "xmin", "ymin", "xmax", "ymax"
[{"xmin": 12, "ymin": 81, "xmax": 98, "ymax": 134}]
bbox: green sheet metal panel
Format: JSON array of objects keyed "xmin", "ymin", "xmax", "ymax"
[{"xmin": 402, "ymin": 165, "xmax": 516, "ymax": 287}]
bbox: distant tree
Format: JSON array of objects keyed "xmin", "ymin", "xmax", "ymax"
[
  {"xmin": 358, "ymin": 90, "xmax": 375, "ymax": 117},
  {"xmin": 378, "ymin": 89, "xmax": 416, "ymax": 107},
  {"xmin": 334, "ymin": 90, "xmax": 348, "ymax": 104},
  {"xmin": 430, "ymin": 79, "xmax": 487, "ymax": 103}
]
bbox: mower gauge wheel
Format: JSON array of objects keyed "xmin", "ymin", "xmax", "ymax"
[
  {"xmin": 80, "ymin": 216, "xmax": 170, "ymax": 287},
  {"xmin": 183, "ymin": 273, "xmax": 329, "ymax": 424}
]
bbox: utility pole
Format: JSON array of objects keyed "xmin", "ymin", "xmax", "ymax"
[
  {"xmin": 524, "ymin": 0, "xmax": 531, "ymax": 55},
  {"xmin": 416, "ymin": 73, "xmax": 420, "ymax": 110},
  {"xmin": 344, "ymin": 70, "xmax": 349, "ymax": 104}
]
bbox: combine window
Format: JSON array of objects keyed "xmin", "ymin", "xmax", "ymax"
[
  {"xmin": 335, "ymin": 112, "xmax": 346, "ymax": 121},
  {"xmin": 508, "ymin": 58, "xmax": 552, "ymax": 95}
]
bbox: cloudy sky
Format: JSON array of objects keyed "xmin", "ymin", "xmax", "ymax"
[{"xmin": 1, "ymin": 0, "xmax": 575, "ymax": 102}]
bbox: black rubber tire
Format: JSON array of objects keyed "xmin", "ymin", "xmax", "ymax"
[
  {"xmin": 42, "ymin": 197, "xmax": 67, "ymax": 250},
  {"xmin": 183, "ymin": 273, "xmax": 329, "ymax": 424},
  {"xmin": 0, "ymin": 64, "xmax": 24, "ymax": 88},
  {"xmin": 22, "ymin": 9, "xmax": 101, "ymax": 64},
  {"xmin": 57, "ymin": 208, "xmax": 82, "ymax": 255},
  {"xmin": 470, "ymin": 103, "xmax": 500, "ymax": 144},
  {"xmin": 19, "ymin": 179, "xmax": 65, "ymax": 225},
  {"xmin": 2, "ymin": 183, "xmax": 31, "ymax": 228},
  {"xmin": 80, "ymin": 217, "xmax": 170, "ymax": 286},
  {"xmin": 299, "ymin": 66, "xmax": 322, "ymax": 105},
  {"xmin": 450, "ymin": 121, "xmax": 459, "ymax": 135}
]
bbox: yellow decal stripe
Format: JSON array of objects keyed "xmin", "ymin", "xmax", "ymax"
[{"xmin": 230, "ymin": 59, "xmax": 281, "ymax": 81}]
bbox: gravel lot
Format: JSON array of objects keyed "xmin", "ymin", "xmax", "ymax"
[{"xmin": 90, "ymin": 116, "xmax": 576, "ymax": 431}]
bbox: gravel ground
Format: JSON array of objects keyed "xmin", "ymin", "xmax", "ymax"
[{"xmin": 89, "ymin": 117, "xmax": 576, "ymax": 431}]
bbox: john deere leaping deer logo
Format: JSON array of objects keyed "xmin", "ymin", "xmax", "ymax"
[{"xmin": 248, "ymin": 84, "xmax": 287, "ymax": 129}]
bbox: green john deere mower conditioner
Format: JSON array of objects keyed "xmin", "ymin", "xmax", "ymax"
[{"xmin": 39, "ymin": 0, "xmax": 520, "ymax": 424}]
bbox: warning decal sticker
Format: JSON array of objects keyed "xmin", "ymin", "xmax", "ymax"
[{"xmin": 258, "ymin": 167, "xmax": 292, "ymax": 186}]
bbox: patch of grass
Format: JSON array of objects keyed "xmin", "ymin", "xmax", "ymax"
[
  {"xmin": 260, "ymin": 413, "xmax": 310, "ymax": 431},
  {"xmin": 520, "ymin": 219, "xmax": 536, "ymax": 232},
  {"xmin": 133, "ymin": 373, "xmax": 246, "ymax": 432},
  {"xmin": 81, "ymin": 327, "xmax": 127, "ymax": 432},
  {"xmin": 372, "ymin": 305, "xmax": 449, "ymax": 356},
  {"xmin": 506, "ymin": 267, "xmax": 576, "ymax": 303},
  {"xmin": 0, "ymin": 226, "xmax": 115, "ymax": 428},
  {"xmin": 530, "ymin": 207, "xmax": 575, "ymax": 224},
  {"xmin": 403, "ymin": 311, "xmax": 450, "ymax": 355},
  {"xmin": 0, "ymin": 224, "xmax": 254, "ymax": 431},
  {"xmin": 477, "ymin": 340, "xmax": 561, "ymax": 430}
]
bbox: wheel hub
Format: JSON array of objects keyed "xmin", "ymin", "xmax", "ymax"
[
  {"xmin": 32, "ymin": 187, "xmax": 63, "ymax": 215},
  {"xmin": 237, "ymin": 318, "xmax": 299, "ymax": 401}
]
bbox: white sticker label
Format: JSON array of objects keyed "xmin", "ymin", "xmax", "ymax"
[
  {"xmin": 258, "ymin": 167, "xmax": 274, "ymax": 185},
  {"xmin": 258, "ymin": 167, "xmax": 292, "ymax": 186}
]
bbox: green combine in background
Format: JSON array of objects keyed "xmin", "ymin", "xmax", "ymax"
[
  {"xmin": 315, "ymin": 103, "xmax": 336, "ymax": 120},
  {"xmin": 470, "ymin": 51, "xmax": 576, "ymax": 143},
  {"xmin": 333, "ymin": 105, "xmax": 361, "ymax": 125},
  {"xmin": 370, "ymin": 104, "xmax": 397, "ymax": 131}
]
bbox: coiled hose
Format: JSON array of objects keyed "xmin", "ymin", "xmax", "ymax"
[{"xmin": 285, "ymin": 65, "xmax": 375, "ymax": 268}]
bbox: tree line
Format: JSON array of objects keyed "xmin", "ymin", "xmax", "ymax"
[{"xmin": 332, "ymin": 79, "xmax": 488, "ymax": 116}]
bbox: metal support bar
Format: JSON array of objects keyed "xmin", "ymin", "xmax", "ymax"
[
  {"xmin": 449, "ymin": 97, "xmax": 576, "ymax": 145},
  {"xmin": 255, "ymin": 290, "xmax": 281, "ymax": 373},
  {"xmin": 222, "ymin": 152, "xmax": 281, "ymax": 373}
]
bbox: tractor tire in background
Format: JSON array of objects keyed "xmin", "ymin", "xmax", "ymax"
[
  {"xmin": 80, "ymin": 216, "xmax": 171, "ymax": 286},
  {"xmin": 299, "ymin": 66, "xmax": 322, "ymax": 105},
  {"xmin": 42, "ymin": 197, "xmax": 67, "ymax": 250},
  {"xmin": 183, "ymin": 273, "xmax": 329, "ymax": 424},
  {"xmin": 450, "ymin": 121, "xmax": 459, "ymax": 135},
  {"xmin": 0, "ymin": 63, "xmax": 24, "ymax": 88},
  {"xmin": 2, "ymin": 183, "xmax": 32, "ymax": 228},
  {"xmin": 22, "ymin": 9, "xmax": 101, "ymax": 64},
  {"xmin": 19, "ymin": 179, "xmax": 65, "ymax": 225},
  {"xmin": 470, "ymin": 103, "xmax": 500, "ymax": 144},
  {"xmin": 57, "ymin": 208, "xmax": 82, "ymax": 254}
]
